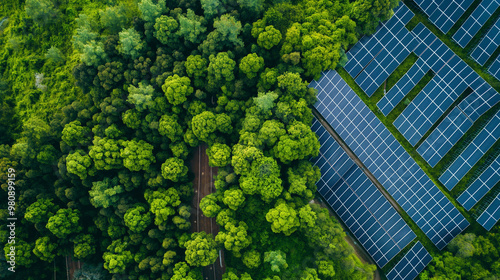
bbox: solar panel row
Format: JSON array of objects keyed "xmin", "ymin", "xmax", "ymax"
[
  {"xmin": 471, "ymin": 18, "xmax": 500, "ymax": 65},
  {"xmin": 439, "ymin": 110, "xmax": 500, "ymax": 190},
  {"xmin": 453, "ymin": 0, "xmax": 500, "ymax": 48},
  {"xmin": 413, "ymin": 0, "xmax": 474, "ymax": 33},
  {"xmin": 489, "ymin": 56, "xmax": 500, "ymax": 80},
  {"xmin": 386, "ymin": 242, "xmax": 433, "ymax": 280},
  {"xmin": 458, "ymin": 82, "xmax": 500, "ymax": 122},
  {"xmin": 458, "ymin": 155, "xmax": 500, "ymax": 210},
  {"xmin": 377, "ymin": 59, "xmax": 430, "ymax": 116},
  {"xmin": 394, "ymin": 23, "xmax": 479, "ymax": 146},
  {"xmin": 344, "ymin": 4, "xmax": 416, "ymax": 96},
  {"xmin": 417, "ymin": 107, "xmax": 473, "ymax": 167},
  {"xmin": 476, "ymin": 193, "xmax": 500, "ymax": 230},
  {"xmin": 311, "ymin": 119, "xmax": 416, "ymax": 267},
  {"xmin": 311, "ymin": 70, "xmax": 469, "ymax": 250}
]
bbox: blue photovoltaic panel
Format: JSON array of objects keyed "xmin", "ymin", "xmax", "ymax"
[
  {"xmin": 417, "ymin": 108, "xmax": 473, "ymax": 167},
  {"xmin": 458, "ymin": 155, "xmax": 500, "ymax": 210},
  {"xmin": 457, "ymin": 81, "xmax": 500, "ymax": 122},
  {"xmin": 394, "ymin": 24, "xmax": 481, "ymax": 146},
  {"xmin": 471, "ymin": 18, "xmax": 500, "ymax": 65},
  {"xmin": 377, "ymin": 59, "xmax": 429, "ymax": 116},
  {"xmin": 311, "ymin": 119, "xmax": 416, "ymax": 267},
  {"xmin": 490, "ymin": 57, "xmax": 500, "ymax": 80},
  {"xmin": 453, "ymin": 0, "xmax": 500, "ymax": 48},
  {"xmin": 476, "ymin": 193, "xmax": 500, "ymax": 230},
  {"xmin": 312, "ymin": 70, "xmax": 469, "ymax": 250},
  {"xmin": 439, "ymin": 111, "xmax": 500, "ymax": 190},
  {"xmin": 414, "ymin": 0, "xmax": 474, "ymax": 33},
  {"xmin": 386, "ymin": 242, "xmax": 433, "ymax": 280},
  {"xmin": 345, "ymin": 4, "xmax": 416, "ymax": 96}
]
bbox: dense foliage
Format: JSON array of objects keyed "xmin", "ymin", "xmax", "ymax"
[{"xmin": 0, "ymin": 0, "xmax": 409, "ymax": 279}]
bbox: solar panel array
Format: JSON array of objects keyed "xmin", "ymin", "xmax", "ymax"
[
  {"xmin": 439, "ymin": 111, "xmax": 500, "ymax": 190},
  {"xmin": 471, "ymin": 18, "xmax": 500, "ymax": 65},
  {"xmin": 453, "ymin": 0, "xmax": 500, "ymax": 48},
  {"xmin": 490, "ymin": 56, "xmax": 500, "ymax": 80},
  {"xmin": 394, "ymin": 23, "xmax": 480, "ymax": 146},
  {"xmin": 344, "ymin": 3, "xmax": 416, "ymax": 96},
  {"xmin": 417, "ymin": 108, "xmax": 473, "ymax": 167},
  {"xmin": 311, "ymin": 70, "xmax": 469, "ymax": 250},
  {"xmin": 413, "ymin": 0, "xmax": 474, "ymax": 33},
  {"xmin": 311, "ymin": 119, "xmax": 416, "ymax": 267},
  {"xmin": 386, "ymin": 242, "xmax": 433, "ymax": 280},
  {"xmin": 476, "ymin": 193, "xmax": 500, "ymax": 230},
  {"xmin": 377, "ymin": 59, "xmax": 429, "ymax": 116},
  {"xmin": 458, "ymin": 155, "xmax": 500, "ymax": 210}
]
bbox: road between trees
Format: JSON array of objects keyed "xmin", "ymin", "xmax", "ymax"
[{"xmin": 190, "ymin": 144, "xmax": 226, "ymax": 280}]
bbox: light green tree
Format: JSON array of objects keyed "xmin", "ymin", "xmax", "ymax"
[
  {"xmin": 124, "ymin": 205, "xmax": 152, "ymax": 233},
  {"xmin": 46, "ymin": 208, "xmax": 82, "ymax": 239},
  {"xmin": 239, "ymin": 53, "xmax": 264, "ymax": 79},
  {"xmin": 161, "ymin": 157, "xmax": 188, "ymax": 182},
  {"xmin": 162, "ymin": 75, "xmax": 194, "ymax": 106},
  {"xmin": 120, "ymin": 140, "xmax": 155, "ymax": 171},
  {"xmin": 185, "ymin": 232, "xmax": 219, "ymax": 267},
  {"xmin": 265, "ymin": 200, "xmax": 300, "ymax": 236},
  {"xmin": 33, "ymin": 237, "xmax": 57, "ymax": 262},
  {"xmin": 208, "ymin": 143, "xmax": 231, "ymax": 167},
  {"xmin": 138, "ymin": 0, "xmax": 166, "ymax": 22},
  {"xmin": 118, "ymin": 28, "xmax": 144, "ymax": 59},
  {"xmin": 66, "ymin": 150, "xmax": 93, "ymax": 180}
]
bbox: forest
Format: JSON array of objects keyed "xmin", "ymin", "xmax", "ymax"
[{"xmin": 0, "ymin": 0, "xmax": 497, "ymax": 279}]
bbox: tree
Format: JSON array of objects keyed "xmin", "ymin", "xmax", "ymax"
[
  {"xmin": 118, "ymin": 28, "xmax": 144, "ymax": 59},
  {"xmin": 200, "ymin": 0, "xmax": 225, "ymax": 19},
  {"xmin": 73, "ymin": 234, "xmax": 95, "ymax": 259},
  {"xmin": 80, "ymin": 41, "xmax": 107, "ymax": 67},
  {"xmin": 208, "ymin": 143, "xmax": 231, "ymax": 167},
  {"xmin": 178, "ymin": 9, "xmax": 207, "ymax": 44},
  {"xmin": 4, "ymin": 239, "xmax": 35, "ymax": 267},
  {"xmin": 216, "ymin": 221, "xmax": 252, "ymax": 254},
  {"xmin": 200, "ymin": 193, "xmax": 221, "ymax": 217},
  {"xmin": 138, "ymin": 0, "xmax": 166, "ymax": 22},
  {"xmin": 222, "ymin": 188, "xmax": 245, "ymax": 210},
  {"xmin": 120, "ymin": 140, "xmax": 155, "ymax": 171},
  {"xmin": 239, "ymin": 53, "xmax": 264, "ymax": 79},
  {"xmin": 154, "ymin": 15, "xmax": 180, "ymax": 45},
  {"xmin": 66, "ymin": 149, "xmax": 93, "ymax": 180},
  {"xmin": 45, "ymin": 46, "xmax": 65, "ymax": 64},
  {"xmin": 265, "ymin": 200, "xmax": 300, "ymax": 236},
  {"xmin": 239, "ymin": 156, "xmax": 283, "ymax": 202},
  {"xmin": 287, "ymin": 161, "xmax": 320, "ymax": 199},
  {"xmin": 231, "ymin": 144, "xmax": 263, "ymax": 175},
  {"xmin": 213, "ymin": 14, "xmax": 243, "ymax": 47},
  {"xmin": 216, "ymin": 113, "xmax": 233, "ymax": 134},
  {"xmin": 24, "ymin": 198, "xmax": 59, "ymax": 224},
  {"xmin": 127, "ymin": 82, "xmax": 154, "ymax": 111},
  {"xmin": 185, "ymin": 55, "xmax": 208, "ymax": 88},
  {"xmin": 264, "ymin": 250, "xmax": 288, "ymax": 272},
  {"xmin": 258, "ymin": 119, "xmax": 285, "ymax": 147},
  {"xmin": 162, "ymin": 75, "xmax": 194, "ymax": 106},
  {"xmin": 171, "ymin": 262, "xmax": 202, "ymax": 280},
  {"xmin": 207, "ymin": 52, "xmax": 236, "ymax": 89},
  {"xmin": 448, "ymin": 233, "xmax": 476, "ymax": 258},
  {"xmin": 145, "ymin": 188, "xmax": 181, "ymax": 226},
  {"xmin": 299, "ymin": 204, "xmax": 317, "ymax": 228},
  {"xmin": 185, "ymin": 232, "xmax": 219, "ymax": 267},
  {"xmin": 62, "ymin": 120, "xmax": 91, "ymax": 147},
  {"xmin": 257, "ymin": 25, "xmax": 282, "ymax": 49},
  {"xmin": 161, "ymin": 157, "xmax": 188, "ymax": 182},
  {"xmin": 99, "ymin": 5, "xmax": 127, "ymax": 33},
  {"xmin": 103, "ymin": 239, "xmax": 133, "ymax": 274},
  {"xmin": 89, "ymin": 177, "xmax": 125, "ymax": 208},
  {"xmin": 25, "ymin": 0, "xmax": 58, "ymax": 26},
  {"xmin": 191, "ymin": 111, "xmax": 217, "ymax": 142},
  {"xmin": 33, "ymin": 237, "xmax": 57, "ymax": 262},
  {"xmin": 273, "ymin": 121, "xmax": 320, "ymax": 164},
  {"xmin": 159, "ymin": 114, "xmax": 183, "ymax": 142},
  {"xmin": 124, "ymin": 205, "xmax": 152, "ymax": 233},
  {"xmin": 72, "ymin": 14, "xmax": 97, "ymax": 52},
  {"xmin": 243, "ymin": 250, "xmax": 261, "ymax": 269},
  {"xmin": 46, "ymin": 208, "xmax": 82, "ymax": 239},
  {"xmin": 89, "ymin": 137, "xmax": 123, "ymax": 170}
]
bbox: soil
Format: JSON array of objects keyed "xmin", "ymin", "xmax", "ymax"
[{"xmin": 190, "ymin": 144, "xmax": 226, "ymax": 280}]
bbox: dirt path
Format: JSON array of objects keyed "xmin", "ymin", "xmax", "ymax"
[{"xmin": 190, "ymin": 144, "xmax": 225, "ymax": 280}]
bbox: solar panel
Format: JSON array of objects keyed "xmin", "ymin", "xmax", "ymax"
[
  {"xmin": 377, "ymin": 59, "xmax": 429, "ymax": 116},
  {"xmin": 439, "ymin": 111, "xmax": 500, "ymax": 190},
  {"xmin": 311, "ymin": 119, "xmax": 416, "ymax": 267},
  {"xmin": 489, "ymin": 56, "xmax": 500, "ymax": 80},
  {"xmin": 344, "ymin": 4, "xmax": 416, "ymax": 96},
  {"xmin": 417, "ymin": 107, "xmax": 473, "ymax": 167},
  {"xmin": 476, "ymin": 193, "xmax": 500, "ymax": 230},
  {"xmin": 312, "ymin": 70, "xmax": 469, "ymax": 250},
  {"xmin": 394, "ymin": 24, "xmax": 480, "ymax": 146},
  {"xmin": 414, "ymin": 0, "xmax": 474, "ymax": 33},
  {"xmin": 458, "ymin": 155, "xmax": 500, "ymax": 210},
  {"xmin": 386, "ymin": 242, "xmax": 433, "ymax": 280},
  {"xmin": 453, "ymin": 0, "xmax": 500, "ymax": 48},
  {"xmin": 457, "ymin": 82, "xmax": 500, "ymax": 122},
  {"xmin": 471, "ymin": 18, "xmax": 500, "ymax": 65}
]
